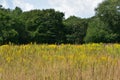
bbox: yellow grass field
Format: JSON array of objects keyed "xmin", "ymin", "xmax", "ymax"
[{"xmin": 0, "ymin": 43, "xmax": 120, "ymax": 80}]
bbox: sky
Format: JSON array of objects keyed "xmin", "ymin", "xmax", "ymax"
[{"xmin": 0, "ymin": 0, "xmax": 103, "ymax": 18}]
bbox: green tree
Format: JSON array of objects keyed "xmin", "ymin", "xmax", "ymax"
[
  {"xmin": 85, "ymin": 17, "xmax": 117, "ymax": 43},
  {"xmin": 11, "ymin": 7, "xmax": 30, "ymax": 44},
  {"xmin": 95, "ymin": 0, "xmax": 120, "ymax": 42},
  {"xmin": 0, "ymin": 7, "xmax": 18, "ymax": 44},
  {"xmin": 64, "ymin": 16, "xmax": 88, "ymax": 44},
  {"xmin": 21, "ymin": 9, "xmax": 65, "ymax": 44},
  {"xmin": 12, "ymin": 7, "xmax": 22, "ymax": 17}
]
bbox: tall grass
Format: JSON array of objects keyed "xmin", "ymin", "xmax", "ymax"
[{"xmin": 0, "ymin": 43, "xmax": 120, "ymax": 80}]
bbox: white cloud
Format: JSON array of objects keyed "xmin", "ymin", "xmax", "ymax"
[
  {"xmin": 0, "ymin": 0, "xmax": 104, "ymax": 18},
  {"xmin": 12, "ymin": 0, "xmax": 35, "ymax": 11},
  {"xmin": 48, "ymin": 0, "xmax": 104, "ymax": 18},
  {"xmin": 1, "ymin": 0, "xmax": 9, "ymax": 8}
]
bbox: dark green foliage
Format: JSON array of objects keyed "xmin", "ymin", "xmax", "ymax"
[
  {"xmin": 64, "ymin": 16, "xmax": 88, "ymax": 44},
  {"xmin": 0, "ymin": 7, "xmax": 18, "ymax": 44},
  {"xmin": 21, "ymin": 9, "xmax": 65, "ymax": 44},
  {"xmin": 0, "ymin": 6, "xmax": 66, "ymax": 44},
  {"xmin": 84, "ymin": 17, "xmax": 118, "ymax": 43},
  {"xmin": 0, "ymin": 0, "xmax": 120, "ymax": 45},
  {"xmin": 95, "ymin": 0, "xmax": 120, "ymax": 42},
  {"xmin": 85, "ymin": 0, "xmax": 120, "ymax": 43}
]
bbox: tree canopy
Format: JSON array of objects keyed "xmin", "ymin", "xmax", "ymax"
[{"xmin": 0, "ymin": 0, "xmax": 120, "ymax": 45}]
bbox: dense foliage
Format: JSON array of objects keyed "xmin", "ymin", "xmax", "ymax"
[
  {"xmin": 0, "ymin": 0, "xmax": 120, "ymax": 44},
  {"xmin": 64, "ymin": 16, "xmax": 88, "ymax": 44}
]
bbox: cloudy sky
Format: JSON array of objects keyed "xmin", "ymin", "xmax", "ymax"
[{"xmin": 0, "ymin": 0, "xmax": 103, "ymax": 18}]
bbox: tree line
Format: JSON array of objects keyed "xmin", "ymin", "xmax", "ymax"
[{"xmin": 0, "ymin": 0, "xmax": 120, "ymax": 45}]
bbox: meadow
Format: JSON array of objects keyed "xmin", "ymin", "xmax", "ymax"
[{"xmin": 0, "ymin": 43, "xmax": 120, "ymax": 80}]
